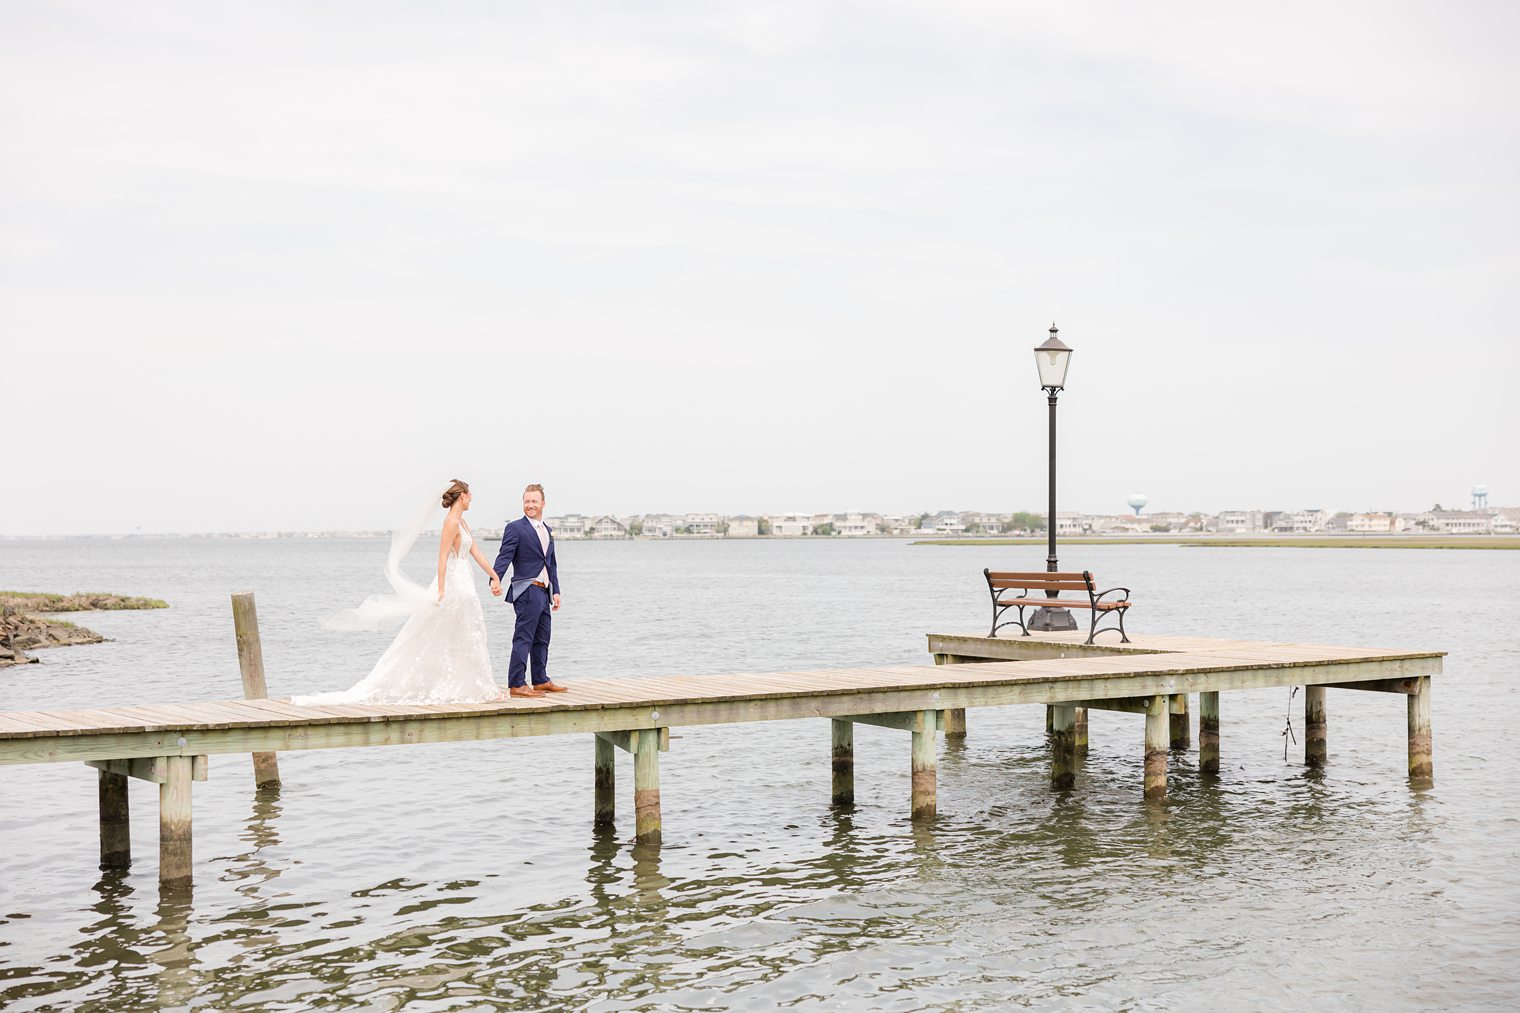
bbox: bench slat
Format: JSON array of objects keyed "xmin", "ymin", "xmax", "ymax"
[
  {"xmin": 986, "ymin": 571, "xmax": 1089, "ymax": 581},
  {"xmin": 995, "ymin": 598, "xmax": 1129, "ymax": 610},
  {"xmin": 989, "ymin": 580, "xmax": 1092, "ymax": 591}
]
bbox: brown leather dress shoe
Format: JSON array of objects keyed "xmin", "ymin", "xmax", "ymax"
[
  {"xmin": 509, "ymin": 686, "xmax": 546, "ymax": 698},
  {"xmin": 537, "ymin": 681, "xmax": 568, "ymax": 693}
]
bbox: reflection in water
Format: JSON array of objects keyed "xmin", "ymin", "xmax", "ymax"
[
  {"xmin": 0, "ymin": 752, "xmax": 1478, "ymax": 1010},
  {"xmin": 43, "ymin": 875, "xmax": 198, "ymax": 1012},
  {"xmin": 225, "ymin": 787, "xmax": 286, "ymax": 895},
  {"xmin": 150, "ymin": 894, "xmax": 196, "ymax": 1010}
]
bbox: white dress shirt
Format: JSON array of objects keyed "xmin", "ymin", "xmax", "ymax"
[{"xmin": 528, "ymin": 517, "xmax": 551, "ymax": 586}]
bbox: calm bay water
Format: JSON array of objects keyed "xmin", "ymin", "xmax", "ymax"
[{"xmin": 1, "ymin": 537, "xmax": 1517, "ymax": 1011}]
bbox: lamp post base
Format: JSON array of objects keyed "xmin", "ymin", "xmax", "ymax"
[{"xmin": 1028, "ymin": 606, "xmax": 1079, "ymax": 632}]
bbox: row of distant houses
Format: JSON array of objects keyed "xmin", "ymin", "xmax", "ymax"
[
  {"xmin": 1201, "ymin": 508, "xmax": 1519, "ymax": 535},
  {"xmin": 1044, "ymin": 507, "xmax": 1519, "ymax": 536},
  {"xmin": 536, "ymin": 506, "xmax": 1519, "ymax": 539},
  {"xmin": 536, "ymin": 507, "xmax": 1518, "ymax": 539}
]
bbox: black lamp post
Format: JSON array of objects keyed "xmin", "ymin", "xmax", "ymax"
[{"xmin": 1028, "ymin": 322, "xmax": 1077, "ymax": 633}]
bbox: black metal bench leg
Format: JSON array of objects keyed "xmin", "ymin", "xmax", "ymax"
[
  {"xmin": 1085, "ymin": 611, "xmax": 1096, "ymax": 646},
  {"xmin": 1118, "ymin": 607, "xmax": 1131, "ymax": 644}
]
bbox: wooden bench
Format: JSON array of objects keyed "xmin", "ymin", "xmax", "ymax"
[{"xmin": 983, "ymin": 569, "xmax": 1133, "ymax": 645}]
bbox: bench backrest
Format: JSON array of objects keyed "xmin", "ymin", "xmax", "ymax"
[{"xmin": 984, "ymin": 569, "xmax": 1095, "ymax": 594}]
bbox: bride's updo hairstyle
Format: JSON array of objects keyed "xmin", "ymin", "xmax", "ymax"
[{"xmin": 441, "ymin": 479, "xmax": 470, "ymax": 509}]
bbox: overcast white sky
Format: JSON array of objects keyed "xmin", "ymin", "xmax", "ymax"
[{"xmin": 3, "ymin": 1, "xmax": 1516, "ymax": 534}]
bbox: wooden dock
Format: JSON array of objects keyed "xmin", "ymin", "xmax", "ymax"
[{"xmin": 0, "ymin": 629, "xmax": 1441, "ymax": 889}]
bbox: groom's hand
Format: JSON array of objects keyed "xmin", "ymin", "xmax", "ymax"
[
  {"xmin": 489, "ymin": 576, "xmax": 503, "ymax": 597},
  {"xmin": 552, "ymin": 593, "xmax": 562, "ymax": 612}
]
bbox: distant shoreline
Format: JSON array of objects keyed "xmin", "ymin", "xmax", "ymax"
[
  {"xmin": 4, "ymin": 532, "xmax": 1518, "ymax": 549},
  {"xmin": 911, "ymin": 536, "xmax": 1520, "ymax": 550}
]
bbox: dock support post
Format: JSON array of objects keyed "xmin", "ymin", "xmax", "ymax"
[
  {"xmin": 930, "ymin": 655, "xmax": 967, "ymax": 740},
  {"xmin": 1050, "ymin": 704, "xmax": 1076, "ymax": 790},
  {"xmin": 1144, "ymin": 695, "xmax": 1168, "ymax": 801},
  {"xmin": 594, "ymin": 734, "xmax": 615, "ymax": 828},
  {"xmin": 1408, "ymin": 676, "xmax": 1433, "ymax": 784},
  {"xmin": 231, "ymin": 592, "xmax": 281, "ymax": 788},
  {"xmin": 159, "ymin": 756, "xmax": 193, "ymax": 889},
  {"xmin": 1199, "ymin": 691, "xmax": 1220, "ymax": 775},
  {"xmin": 1170, "ymin": 694, "xmax": 1190, "ymax": 751},
  {"xmin": 942, "ymin": 708, "xmax": 966, "ymax": 739},
  {"xmin": 98, "ymin": 770, "xmax": 130, "ymax": 869},
  {"xmin": 1075, "ymin": 707, "xmax": 1089, "ymax": 757},
  {"xmin": 1305, "ymin": 685, "xmax": 1327, "ymax": 768},
  {"xmin": 910, "ymin": 710, "xmax": 937, "ymax": 822},
  {"xmin": 633, "ymin": 728, "xmax": 662, "ymax": 843},
  {"xmin": 831, "ymin": 719, "xmax": 854, "ymax": 805}
]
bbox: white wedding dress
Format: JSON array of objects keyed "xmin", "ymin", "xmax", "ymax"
[{"xmin": 294, "ymin": 524, "xmax": 500, "ymax": 706}]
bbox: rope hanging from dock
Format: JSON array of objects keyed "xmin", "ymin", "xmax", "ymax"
[{"xmin": 1282, "ymin": 686, "xmax": 1299, "ymax": 762}]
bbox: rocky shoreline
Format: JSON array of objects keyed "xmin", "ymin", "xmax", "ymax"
[
  {"xmin": 0, "ymin": 592, "xmax": 169, "ymax": 668},
  {"xmin": 0, "ymin": 608, "xmax": 106, "ymax": 665}
]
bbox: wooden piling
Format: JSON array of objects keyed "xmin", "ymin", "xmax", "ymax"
[
  {"xmin": 231, "ymin": 592, "xmax": 280, "ymax": 788},
  {"xmin": 910, "ymin": 709, "xmax": 937, "ymax": 822},
  {"xmin": 1199, "ymin": 691, "xmax": 1220, "ymax": 775},
  {"xmin": 942, "ymin": 708, "xmax": 966, "ymax": 739},
  {"xmin": 1144, "ymin": 695, "xmax": 1168, "ymax": 801},
  {"xmin": 1407, "ymin": 676, "xmax": 1432, "ymax": 783},
  {"xmin": 1169, "ymin": 693, "xmax": 1191, "ymax": 751},
  {"xmin": 633, "ymin": 728, "xmax": 662, "ymax": 843},
  {"xmin": 1074, "ymin": 707, "xmax": 1089, "ymax": 757},
  {"xmin": 1305, "ymin": 685, "xmax": 1327, "ymax": 768},
  {"xmin": 931, "ymin": 654, "xmax": 966, "ymax": 739},
  {"xmin": 1049, "ymin": 704, "xmax": 1076, "ymax": 790},
  {"xmin": 594, "ymin": 734, "xmax": 615, "ymax": 828},
  {"xmin": 831, "ymin": 719, "xmax": 854, "ymax": 805},
  {"xmin": 98, "ymin": 770, "xmax": 130, "ymax": 869},
  {"xmin": 159, "ymin": 756, "xmax": 193, "ymax": 889}
]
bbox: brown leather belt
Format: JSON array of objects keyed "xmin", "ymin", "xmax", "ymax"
[{"xmin": 532, "ymin": 580, "xmax": 549, "ymax": 589}]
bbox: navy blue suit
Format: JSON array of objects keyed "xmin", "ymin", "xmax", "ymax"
[{"xmin": 492, "ymin": 517, "xmax": 560, "ymax": 687}]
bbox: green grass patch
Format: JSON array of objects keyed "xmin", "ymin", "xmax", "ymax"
[{"xmin": 0, "ymin": 591, "xmax": 170, "ymax": 612}]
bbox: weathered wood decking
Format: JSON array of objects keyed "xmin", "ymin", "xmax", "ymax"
[{"xmin": 1, "ymin": 630, "xmax": 1442, "ymax": 889}]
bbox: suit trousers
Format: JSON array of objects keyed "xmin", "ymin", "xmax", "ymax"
[{"xmin": 509, "ymin": 584, "xmax": 552, "ymax": 687}]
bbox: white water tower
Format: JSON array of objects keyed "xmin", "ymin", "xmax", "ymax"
[
  {"xmin": 1127, "ymin": 493, "xmax": 1148, "ymax": 517},
  {"xmin": 1473, "ymin": 484, "xmax": 1489, "ymax": 511}
]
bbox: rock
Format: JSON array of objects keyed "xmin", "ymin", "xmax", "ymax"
[
  {"xmin": 0, "ymin": 608, "xmax": 105, "ymax": 666},
  {"xmin": 0, "ymin": 640, "xmax": 36, "ymax": 666}
]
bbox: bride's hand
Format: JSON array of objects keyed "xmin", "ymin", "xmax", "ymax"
[
  {"xmin": 489, "ymin": 576, "xmax": 503, "ymax": 597},
  {"xmin": 436, "ymin": 586, "xmax": 445, "ymax": 604}
]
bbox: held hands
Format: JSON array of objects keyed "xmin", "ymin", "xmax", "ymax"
[{"xmin": 489, "ymin": 576, "xmax": 503, "ymax": 597}]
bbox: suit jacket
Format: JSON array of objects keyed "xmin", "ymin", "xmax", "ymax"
[{"xmin": 493, "ymin": 516, "xmax": 560, "ymax": 602}]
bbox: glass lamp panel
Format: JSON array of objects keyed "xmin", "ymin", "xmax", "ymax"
[{"xmin": 1035, "ymin": 347, "xmax": 1072, "ymax": 389}]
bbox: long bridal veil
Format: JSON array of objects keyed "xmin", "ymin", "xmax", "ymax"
[{"xmin": 323, "ymin": 491, "xmax": 441, "ymax": 631}]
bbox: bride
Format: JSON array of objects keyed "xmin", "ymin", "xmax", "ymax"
[{"xmin": 294, "ymin": 479, "xmax": 506, "ymax": 706}]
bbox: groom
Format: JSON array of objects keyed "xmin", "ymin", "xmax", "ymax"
[{"xmin": 493, "ymin": 483, "xmax": 568, "ymax": 698}]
